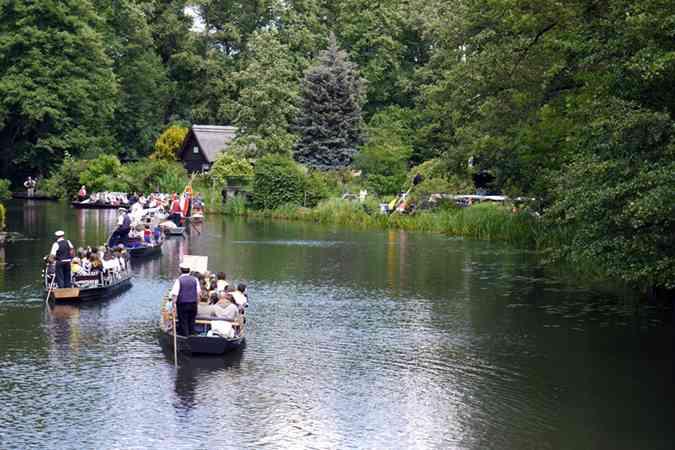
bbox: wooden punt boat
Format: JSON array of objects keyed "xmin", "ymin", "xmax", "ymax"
[
  {"xmin": 71, "ymin": 201, "xmax": 128, "ymax": 209},
  {"xmin": 159, "ymin": 255, "xmax": 246, "ymax": 356},
  {"xmin": 159, "ymin": 321, "xmax": 245, "ymax": 355},
  {"xmin": 125, "ymin": 241, "xmax": 163, "ymax": 258},
  {"xmin": 45, "ymin": 274, "xmax": 132, "ymax": 303}
]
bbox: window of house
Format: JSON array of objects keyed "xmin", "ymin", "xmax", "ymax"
[{"xmin": 193, "ymin": 146, "xmax": 199, "ymax": 154}]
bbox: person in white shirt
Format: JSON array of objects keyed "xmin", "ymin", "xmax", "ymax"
[{"xmin": 49, "ymin": 230, "xmax": 74, "ymax": 288}]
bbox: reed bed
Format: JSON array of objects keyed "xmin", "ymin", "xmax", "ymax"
[{"xmin": 234, "ymin": 198, "xmax": 542, "ymax": 245}]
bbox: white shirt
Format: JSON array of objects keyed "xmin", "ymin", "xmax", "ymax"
[
  {"xmin": 50, "ymin": 238, "xmax": 73, "ymax": 257},
  {"xmin": 170, "ymin": 274, "xmax": 201, "ymax": 297}
]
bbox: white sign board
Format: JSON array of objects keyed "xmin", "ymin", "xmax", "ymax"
[{"xmin": 182, "ymin": 255, "xmax": 208, "ymax": 274}]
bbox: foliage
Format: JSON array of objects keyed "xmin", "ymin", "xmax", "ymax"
[
  {"xmin": 120, "ymin": 159, "xmax": 188, "ymax": 193},
  {"xmin": 294, "ymin": 33, "xmax": 367, "ymax": 169},
  {"xmin": 0, "ymin": 203, "xmax": 5, "ymax": 231},
  {"xmin": 42, "ymin": 154, "xmax": 90, "ymax": 199},
  {"xmin": 546, "ymin": 103, "xmax": 675, "ymax": 290},
  {"xmin": 222, "ymin": 196, "xmax": 248, "ymax": 216},
  {"xmin": 0, "ymin": 179, "xmax": 11, "ymax": 201},
  {"xmin": 94, "ymin": 0, "xmax": 170, "ymax": 159},
  {"xmin": 150, "ymin": 126, "xmax": 188, "ymax": 161},
  {"xmin": 354, "ymin": 107, "xmax": 415, "ymax": 195},
  {"xmin": 0, "ymin": 0, "xmax": 117, "ymax": 178},
  {"xmin": 78, "ymin": 154, "xmax": 125, "ymax": 192},
  {"xmin": 303, "ymin": 171, "xmax": 330, "ymax": 208},
  {"xmin": 224, "ymin": 30, "xmax": 300, "ymax": 157},
  {"xmin": 251, "ymin": 155, "xmax": 306, "ymax": 209},
  {"xmin": 208, "ymin": 153, "xmax": 254, "ymax": 186}
]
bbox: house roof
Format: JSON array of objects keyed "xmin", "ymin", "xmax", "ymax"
[{"xmin": 182, "ymin": 125, "xmax": 237, "ymax": 163}]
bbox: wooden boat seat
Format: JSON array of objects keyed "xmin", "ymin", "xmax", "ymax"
[{"xmin": 74, "ymin": 274, "xmax": 101, "ymax": 281}]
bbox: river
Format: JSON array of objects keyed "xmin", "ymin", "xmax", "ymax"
[{"xmin": 0, "ymin": 200, "xmax": 673, "ymax": 449}]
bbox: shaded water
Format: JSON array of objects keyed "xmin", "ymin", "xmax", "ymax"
[{"xmin": 0, "ymin": 200, "xmax": 673, "ymax": 449}]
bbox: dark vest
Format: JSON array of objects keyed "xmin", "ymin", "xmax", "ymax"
[
  {"xmin": 177, "ymin": 275, "xmax": 198, "ymax": 303},
  {"xmin": 121, "ymin": 214, "xmax": 131, "ymax": 229},
  {"xmin": 55, "ymin": 239, "xmax": 72, "ymax": 261}
]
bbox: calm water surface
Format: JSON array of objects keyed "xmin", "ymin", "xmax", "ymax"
[{"xmin": 0, "ymin": 200, "xmax": 673, "ymax": 449}]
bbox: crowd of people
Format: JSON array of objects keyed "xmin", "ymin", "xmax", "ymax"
[{"xmin": 46, "ymin": 230, "xmax": 130, "ymax": 289}]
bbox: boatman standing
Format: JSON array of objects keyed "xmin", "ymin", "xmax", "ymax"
[
  {"xmin": 171, "ymin": 262, "xmax": 200, "ymax": 336},
  {"xmin": 50, "ymin": 230, "xmax": 74, "ymax": 288},
  {"xmin": 109, "ymin": 207, "xmax": 131, "ymax": 247}
]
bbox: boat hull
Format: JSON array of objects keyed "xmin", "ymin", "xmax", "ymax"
[
  {"xmin": 160, "ymin": 329, "xmax": 245, "ymax": 355},
  {"xmin": 71, "ymin": 201, "xmax": 127, "ymax": 209},
  {"xmin": 46, "ymin": 277, "xmax": 132, "ymax": 303},
  {"xmin": 126, "ymin": 243, "xmax": 162, "ymax": 258}
]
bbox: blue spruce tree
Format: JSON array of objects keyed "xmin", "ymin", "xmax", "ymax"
[{"xmin": 294, "ymin": 33, "xmax": 366, "ymax": 169}]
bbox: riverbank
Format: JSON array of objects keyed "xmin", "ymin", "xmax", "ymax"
[{"xmin": 221, "ymin": 198, "xmax": 544, "ymax": 246}]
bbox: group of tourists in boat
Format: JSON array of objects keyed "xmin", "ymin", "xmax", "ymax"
[
  {"xmin": 160, "ymin": 257, "xmax": 248, "ymax": 355},
  {"xmin": 44, "ymin": 230, "xmax": 132, "ymax": 301}
]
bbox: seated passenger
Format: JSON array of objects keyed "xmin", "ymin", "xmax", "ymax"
[
  {"xmin": 215, "ymin": 272, "xmax": 228, "ymax": 293},
  {"xmin": 232, "ymin": 283, "xmax": 248, "ymax": 309},
  {"xmin": 71, "ymin": 257, "xmax": 82, "ymax": 275},
  {"xmin": 212, "ymin": 292, "xmax": 240, "ymax": 322}
]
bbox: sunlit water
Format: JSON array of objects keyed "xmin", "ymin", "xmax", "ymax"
[{"xmin": 0, "ymin": 200, "xmax": 673, "ymax": 449}]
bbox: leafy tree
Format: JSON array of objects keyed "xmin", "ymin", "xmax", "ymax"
[
  {"xmin": 225, "ymin": 30, "xmax": 300, "ymax": 157},
  {"xmin": 251, "ymin": 154, "xmax": 306, "ymax": 209},
  {"xmin": 0, "ymin": 0, "xmax": 117, "ymax": 180},
  {"xmin": 150, "ymin": 125, "xmax": 188, "ymax": 161},
  {"xmin": 354, "ymin": 107, "xmax": 414, "ymax": 195},
  {"xmin": 294, "ymin": 33, "xmax": 366, "ymax": 169},
  {"xmin": 209, "ymin": 153, "xmax": 253, "ymax": 186},
  {"xmin": 79, "ymin": 154, "xmax": 127, "ymax": 193},
  {"xmin": 94, "ymin": 0, "xmax": 170, "ymax": 158}
]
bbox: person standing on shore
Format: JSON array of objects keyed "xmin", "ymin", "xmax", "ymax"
[
  {"xmin": 171, "ymin": 262, "xmax": 200, "ymax": 336},
  {"xmin": 49, "ymin": 230, "xmax": 74, "ymax": 288}
]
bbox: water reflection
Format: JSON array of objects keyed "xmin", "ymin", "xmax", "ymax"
[{"xmin": 0, "ymin": 201, "xmax": 673, "ymax": 449}]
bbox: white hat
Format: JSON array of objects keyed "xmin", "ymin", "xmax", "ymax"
[
  {"xmin": 179, "ymin": 261, "xmax": 190, "ymax": 270},
  {"xmin": 55, "ymin": 230, "xmax": 65, "ymax": 237}
]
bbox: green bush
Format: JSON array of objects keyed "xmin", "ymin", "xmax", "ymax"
[
  {"xmin": 0, "ymin": 179, "xmax": 11, "ymax": 201},
  {"xmin": 79, "ymin": 154, "xmax": 127, "ymax": 192},
  {"xmin": 222, "ymin": 196, "xmax": 247, "ymax": 215},
  {"xmin": 303, "ymin": 171, "xmax": 330, "ymax": 207},
  {"xmin": 43, "ymin": 154, "xmax": 89, "ymax": 199},
  {"xmin": 121, "ymin": 159, "xmax": 188, "ymax": 193},
  {"xmin": 251, "ymin": 154, "xmax": 305, "ymax": 209},
  {"xmin": 0, "ymin": 203, "xmax": 5, "ymax": 230},
  {"xmin": 209, "ymin": 153, "xmax": 254, "ymax": 187}
]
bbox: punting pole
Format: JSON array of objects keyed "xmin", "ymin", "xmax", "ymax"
[
  {"xmin": 45, "ymin": 274, "xmax": 56, "ymax": 304},
  {"xmin": 172, "ymin": 303, "xmax": 178, "ymax": 368}
]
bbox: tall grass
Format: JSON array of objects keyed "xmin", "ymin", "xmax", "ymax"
[{"xmin": 239, "ymin": 198, "xmax": 541, "ymax": 245}]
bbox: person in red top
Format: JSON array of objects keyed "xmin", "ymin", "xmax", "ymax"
[
  {"xmin": 169, "ymin": 193, "xmax": 182, "ymax": 226},
  {"xmin": 77, "ymin": 185, "xmax": 87, "ymax": 201}
]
